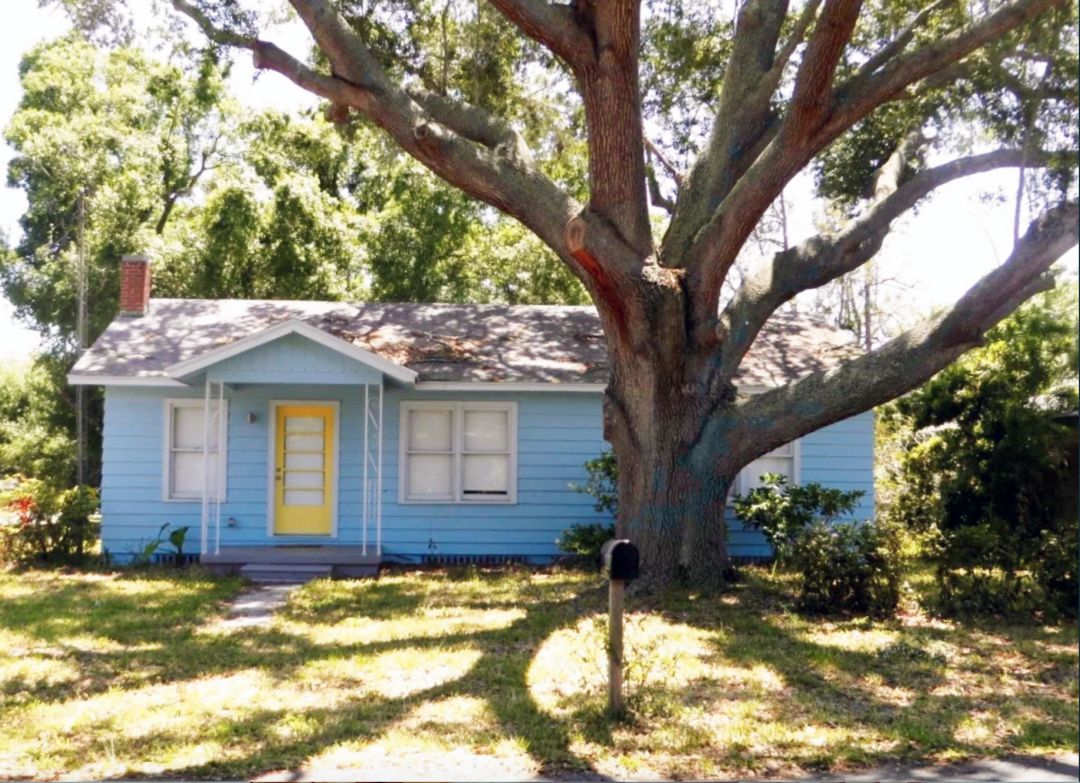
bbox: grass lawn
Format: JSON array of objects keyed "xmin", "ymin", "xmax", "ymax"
[{"xmin": 0, "ymin": 566, "xmax": 1076, "ymax": 780}]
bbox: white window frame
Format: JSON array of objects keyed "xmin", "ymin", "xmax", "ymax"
[
  {"xmin": 730, "ymin": 438, "xmax": 801, "ymax": 500},
  {"xmin": 162, "ymin": 398, "xmax": 228, "ymax": 502},
  {"xmin": 399, "ymin": 401, "xmax": 518, "ymax": 504}
]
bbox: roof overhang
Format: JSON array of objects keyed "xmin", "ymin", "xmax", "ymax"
[
  {"xmin": 67, "ymin": 374, "xmax": 187, "ymax": 387},
  {"xmin": 164, "ymin": 318, "xmax": 419, "ymax": 384}
]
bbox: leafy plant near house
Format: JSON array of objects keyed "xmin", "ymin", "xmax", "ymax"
[
  {"xmin": 733, "ymin": 474, "xmax": 865, "ymax": 566},
  {"xmin": 557, "ymin": 522, "xmax": 615, "ymax": 564},
  {"xmin": 134, "ymin": 523, "xmax": 191, "ymax": 566},
  {"xmin": 577, "ymin": 451, "xmax": 618, "ymax": 516},
  {"xmin": 733, "ymin": 475, "xmax": 895, "ymax": 615},
  {"xmin": 789, "ymin": 519, "xmax": 903, "ymax": 617},
  {"xmin": 561, "ymin": 451, "xmax": 618, "ymax": 562},
  {"xmin": 0, "ymin": 478, "xmax": 99, "ymax": 564}
]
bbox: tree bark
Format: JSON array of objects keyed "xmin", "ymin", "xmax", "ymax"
[
  {"xmin": 607, "ymin": 382, "xmax": 739, "ymax": 588},
  {"xmin": 597, "ymin": 269, "xmax": 742, "ymax": 589}
]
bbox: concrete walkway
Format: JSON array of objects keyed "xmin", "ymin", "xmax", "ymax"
[{"xmin": 207, "ymin": 584, "xmax": 295, "ymax": 631}]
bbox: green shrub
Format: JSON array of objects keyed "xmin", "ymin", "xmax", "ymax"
[
  {"xmin": 1035, "ymin": 516, "xmax": 1078, "ymax": 619},
  {"xmin": 880, "ymin": 286, "xmax": 1079, "ymax": 618},
  {"xmin": 0, "ymin": 478, "xmax": 100, "ymax": 564},
  {"xmin": 789, "ymin": 519, "xmax": 902, "ymax": 617},
  {"xmin": 562, "ymin": 451, "xmax": 618, "ymax": 564},
  {"xmin": 732, "ymin": 474, "xmax": 865, "ymax": 565},
  {"xmin": 133, "ymin": 523, "xmax": 192, "ymax": 566},
  {"xmin": 931, "ymin": 516, "xmax": 1078, "ymax": 620},
  {"xmin": 557, "ymin": 521, "xmax": 616, "ymax": 562},
  {"xmin": 575, "ymin": 451, "xmax": 618, "ymax": 515}
]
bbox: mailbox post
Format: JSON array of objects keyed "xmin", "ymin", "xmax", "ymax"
[{"xmin": 600, "ymin": 539, "xmax": 639, "ymax": 715}]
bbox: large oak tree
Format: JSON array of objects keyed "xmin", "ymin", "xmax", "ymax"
[{"xmin": 168, "ymin": 0, "xmax": 1077, "ymax": 589}]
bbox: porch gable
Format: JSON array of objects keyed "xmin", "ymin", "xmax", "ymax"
[{"xmin": 166, "ymin": 319, "xmax": 417, "ymax": 385}]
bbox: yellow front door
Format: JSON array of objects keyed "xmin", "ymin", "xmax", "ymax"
[{"xmin": 273, "ymin": 403, "xmax": 335, "ymax": 535}]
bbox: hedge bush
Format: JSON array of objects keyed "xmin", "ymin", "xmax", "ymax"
[{"xmin": 788, "ymin": 519, "xmax": 902, "ymax": 617}]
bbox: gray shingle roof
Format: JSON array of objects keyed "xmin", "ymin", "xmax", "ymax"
[{"xmin": 70, "ymin": 298, "xmax": 860, "ymax": 386}]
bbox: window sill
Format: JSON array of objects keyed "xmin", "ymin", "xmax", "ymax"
[{"xmin": 399, "ymin": 498, "xmax": 517, "ymax": 506}]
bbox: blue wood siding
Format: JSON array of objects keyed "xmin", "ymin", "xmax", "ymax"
[
  {"xmin": 99, "ymin": 384, "xmax": 875, "ymax": 564},
  {"xmin": 379, "ymin": 390, "xmax": 607, "ymax": 560},
  {"xmin": 205, "ymin": 333, "xmax": 383, "ymax": 385}
]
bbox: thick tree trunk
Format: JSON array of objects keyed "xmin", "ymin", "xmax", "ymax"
[
  {"xmin": 600, "ymin": 278, "xmax": 742, "ymax": 590},
  {"xmin": 606, "ymin": 380, "xmax": 740, "ymax": 590}
]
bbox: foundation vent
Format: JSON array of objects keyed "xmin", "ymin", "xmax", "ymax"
[
  {"xmin": 421, "ymin": 554, "xmax": 526, "ymax": 566},
  {"xmin": 152, "ymin": 552, "xmax": 201, "ymax": 566}
]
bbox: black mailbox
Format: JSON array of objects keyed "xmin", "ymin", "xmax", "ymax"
[{"xmin": 601, "ymin": 539, "xmax": 640, "ymax": 581}]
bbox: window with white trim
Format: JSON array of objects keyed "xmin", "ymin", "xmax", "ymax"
[
  {"xmin": 401, "ymin": 402, "xmax": 516, "ymax": 503},
  {"xmin": 735, "ymin": 440, "xmax": 799, "ymax": 495},
  {"xmin": 164, "ymin": 399, "xmax": 227, "ymax": 501}
]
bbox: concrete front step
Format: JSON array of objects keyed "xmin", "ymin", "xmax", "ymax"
[
  {"xmin": 240, "ymin": 563, "xmax": 333, "ymax": 584},
  {"xmin": 204, "ymin": 547, "xmax": 381, "ymax": 580}
]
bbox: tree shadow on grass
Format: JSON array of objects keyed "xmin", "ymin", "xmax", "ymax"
[
  {"xmin": 0, "ymin": 569, "xmax": 617, "ymax": 781},
  {"xmin": 651, "ymin": 571, "xmax": 1077, "ymax": 774}
]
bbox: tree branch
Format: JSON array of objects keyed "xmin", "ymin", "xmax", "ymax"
[
  {"xmin": 404, "ymin": 86, "xmax": 533, "ymax": 164},
  {"xmin": 170, "ymin": 0, "xmax": 645, "ymax": 301},
  {"xmin": 578, "ymin": 0, "xmax": 653, "ymax": 256},
  {"xmin": 833, "ymin": 0, "xmax": 1064, "ymax": 131},
  {"xmin": 644, "ymin": 135, "xmax": 683, "ymax": 187},
  {"xmin": 645, "ymin": 149, "xmax": 675, "ymax": 214},
  {"xmin": 728, "ymin": 199, "xmax": 1078, "ymax": 465},
  {"xmin": 495, "ymin": 0, "xmax": 653, "ymax": 257},
  {"xmin": 677, "ymin": 0, "xmax": 1063, "ymax": 345},
  {"xmin": 716, "ymin": 147, "xmax": 1074, "ymax": 377},
  {"xmin": 663, "ymin": 0, "xmax": 799, "ymax": 266},
  {"xmin": 853, "ymin": 0, "xmax": 954, "ymax": 81},
  {"xmin": 485, "ymin": 0, "xmax": 595, "ymax": 72},
  {"xmin": 786, "ymin": 0, "xmax": 862, "ymax": 127},
  {"xmin": 677, "ymin": 0, "xmax": 861, "ymax": 339}
]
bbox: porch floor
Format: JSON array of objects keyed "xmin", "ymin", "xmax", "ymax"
[{"xmin": 202, "ymin": 546, "xmax": 380, "ymax": 580}]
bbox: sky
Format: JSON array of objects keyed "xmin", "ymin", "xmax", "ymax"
[{"xmin": 0, "ymin": 0, "xmax": 1076, "ymax": 363}]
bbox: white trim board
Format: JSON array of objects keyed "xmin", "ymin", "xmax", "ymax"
[
  {"xmin": 414, "ymin": 381, "xmax": 604, "ymax": 393},
  {"xmin": 166, "ymin": 319, "xmax": 418, "ymax": 384},
  {"xmin": 266, "ymin": 399, "xmax": 341, "ymax": 539},
  {"xmin": 68, "ymin": 374, "xmax": 187, "ymax": 387}
]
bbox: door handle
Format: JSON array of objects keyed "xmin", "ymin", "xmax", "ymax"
[{"xmin": 274, "ymin": 468, "xmax": 283, "ymax": 482}]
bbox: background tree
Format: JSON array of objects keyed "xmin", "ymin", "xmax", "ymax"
[
  {"xmin": 879, "ymin": 282, "xmax": 1078, "ymax": 616},
  {"xmin": 0, "ymin": 360, "xmax": 76, "ymax": 485}
]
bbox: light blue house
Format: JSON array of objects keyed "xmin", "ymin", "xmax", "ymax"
[{"xmin": 69, "ymin": 256, "xmax": 874, "ymax": 577}]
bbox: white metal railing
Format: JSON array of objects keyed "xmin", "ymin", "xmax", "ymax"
[
  {"xmin": 362, "ymin": 383, "xmax": 383, "ymax": 556},
  {"xmin": 200, "ymin": 378, "xmax": 225, "ymax": 557}
]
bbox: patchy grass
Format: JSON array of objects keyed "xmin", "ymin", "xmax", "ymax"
[{"xmin": 0, "ymin": 566, "xmax": 1075, "ymax": 780}]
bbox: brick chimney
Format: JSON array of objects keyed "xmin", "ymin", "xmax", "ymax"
[{"xmin": 119, "ymin": 255, "xmax": 151, "ymax": 316}]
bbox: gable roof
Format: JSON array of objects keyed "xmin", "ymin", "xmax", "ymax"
[
  {"xmin": 166, "ymin": 318, "xmax": 418, "ymax": 384},
  {"xmin": 68, "ymin": 298, "xmax": 860, "ymax": 388}
]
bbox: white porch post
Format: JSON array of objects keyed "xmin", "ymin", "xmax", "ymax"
[
  {"xmin": 377, "ymin": 382, "xmax": 383, "ymax": 557},
  {"xmin": 362, "ymin": 384, "xmax": 369, "ymax": 557},
  {"xmin": 200, "ymin": 377, "xmax": 210, "ymax": 556},
  {"xmin": 215, "ymin": 381, "xmax": 224, "ymax": 555}
]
